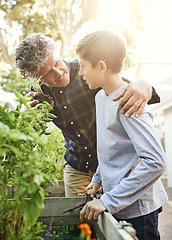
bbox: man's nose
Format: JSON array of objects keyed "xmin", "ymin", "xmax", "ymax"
[{"xmin": 52, "ymin": 67, "xmax": 63, "ymax": 79}]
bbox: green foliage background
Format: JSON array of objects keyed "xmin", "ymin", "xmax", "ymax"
[{"xmin": 0, "ymin": 69, "xmax": 30, "ymax": 95}]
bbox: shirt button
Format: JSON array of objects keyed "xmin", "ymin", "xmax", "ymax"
[
  {"xmin": 64, "ymin": 106, "xmax": 67, "ymax": 109},
  {"xmin": 86, "ymin": 162, "xmax": 89, "ymax": 165},
  {"xmin": 86, "ymin": 166, "xmax": 88, "ymax": 168},
  {"xmin": 85, "ymin": 147, "xmax": 88, "ymax": 149},
  {"xmin": 88, "ymin": 154, "xmax": 91, "ymax": 157},
  {"xmin": 71, "ymin": 122, "xmax": 73, "ymax": 124},
  {"xmin": 78, "ymin": 134, "xmax": 80, "ymax": 137},
  {"xmin": 60, "ymin": 90, "xmax": 63, "ymax": 93}
]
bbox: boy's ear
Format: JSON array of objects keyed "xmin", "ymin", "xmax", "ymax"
[{"xmin": 98, "ymin": 60, "xmax": 107, "ymax": 72}]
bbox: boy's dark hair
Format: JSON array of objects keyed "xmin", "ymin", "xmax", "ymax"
[{"xmin": 76, "ymin": 30, "xmax": 126, "ymax": 73}]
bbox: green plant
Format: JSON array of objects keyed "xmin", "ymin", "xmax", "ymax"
[
  {"xmin": 0, "ymin": 92, "xmax": 61, "ymax": 240},
  {"xmin": 40, "ymin": 221, "xmax": 97, "ymax": 240},
  {"xmin": 25, "ymin": 76, "xmax": 44, "ymax": 93},
  {"xmin": 43, "ymin": 127, "xmax": 65, "ymax": 180},
  {"xmin": 0, "ymin": 69, "xmax": 30, "ymax": 95},
  {"xmin": 41, "ymin": 220, "xmax": 79, "ymax": 240},
  {"xmin": 0, "ymin": 68, "xmax": 44, "ymax": 95}
]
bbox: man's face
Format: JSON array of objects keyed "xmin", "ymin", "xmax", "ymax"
[
  {"xmin": 36, "ymin": 57, "xmax": 70, "ymax": 87},
  {"xmin": 79, "ymin": 58, "xmax": 102, "ymax": 90}
]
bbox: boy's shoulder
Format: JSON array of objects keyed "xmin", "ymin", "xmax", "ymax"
[{"xmin": 96, "ymin": 86, "xmax": 126, "ymax": 101}]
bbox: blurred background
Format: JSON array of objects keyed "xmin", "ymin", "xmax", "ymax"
[
  {"xmin": 1, "ymin": 0, "xmax": 172, "ymax": 93},
  {"xmin": 0, "ymin": 1, "xmax": 172, "ymax": 238},
  {"xmin": 1, "ymin": 0, "xmax": 172, "ymax": 182}
]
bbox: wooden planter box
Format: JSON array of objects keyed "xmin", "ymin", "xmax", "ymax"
[
  {"xmin": 7, "ymin": 180, "xmax": 65, "ymax": 198},
  {"xmin": 45, "ymin": 180, "xmax": 65, "ymax": 197},
  {"xmin": 38, "ymin": 182, "xmax": 136, "ymax": 240},
  {"xmin": 8, "ymin": 181, "xmax": 136, "ymax": 239}
]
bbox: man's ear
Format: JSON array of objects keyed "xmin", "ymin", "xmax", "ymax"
[{"xmin": 98, "ymin": 60, "xmax": 107, "ymax": 73}]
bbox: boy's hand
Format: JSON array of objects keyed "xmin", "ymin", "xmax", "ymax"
[
  {"xmin": 80, "ymin": 199, "xmax": 106, "ymax": 223},
  {"xmin": 113, "ymin": 79, "xmax": 152, "ymax": 118},
  {"xmin": 25, "ymin": 91, "xmax": 39, "ymax": 107}
]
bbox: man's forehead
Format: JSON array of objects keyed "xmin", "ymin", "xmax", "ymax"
[{"xmin": 49, "ymin": 56, "xmax": 60, "ymax": 63}]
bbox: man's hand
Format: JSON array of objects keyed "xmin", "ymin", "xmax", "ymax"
[
  {"xmin": 80, "ymin": 199, "xmax": 106, "ymax": 223},
  {"xmin": 113, "ymin": 79, "xmax": 152, "ymax": 118},
  {"xmin": 86, "ymin": 181, "xmax": 102, "ymax": 198},
  {"xmin": 25, "ymin": 91, "xmax": 39, "ymax": 107}
]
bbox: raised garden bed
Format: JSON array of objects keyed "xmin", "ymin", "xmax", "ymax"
[
  {"xmin": 37, "ymin": 182, "xmax": 136, "ymax": 240},
  {"xmin": 7, "ymin": 181, "xmax": 136, "ymax": 239}
]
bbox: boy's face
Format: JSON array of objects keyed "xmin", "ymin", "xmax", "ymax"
[
  {"xmin": 36, "ymin": 57, "xmax": 70, "ymax": 87},
  {"xmin": 79, "ymin": 58, "xmax": 103, "ymax": 90}
]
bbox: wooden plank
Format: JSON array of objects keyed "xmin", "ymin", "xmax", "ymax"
[
  {"xmin": 38, "ymin": 196, "xmax": 85, "ymax": 227},
  {"xmin": 95, "ymin": 212, "xmax": 135, "ymax": 240},
  {"xmin": 118, "ymin": 221, "xmax": 136, "ymax": 239},
  {"xmin": 7, "ymin": 180, "xmax": 65, "ymax": 198},
  {"xmin": 45, "ymin": 180, "xmax": 65, "ymax": 197}
]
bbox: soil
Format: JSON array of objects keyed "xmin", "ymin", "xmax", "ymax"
[{"xmin": 33, "ymin": 93, "xmax": 54, "ymax": 106}]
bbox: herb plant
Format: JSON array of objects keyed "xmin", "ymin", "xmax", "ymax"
[{"xmin": 0, "ymin": 92, "xmax": 60, "ymax": 240}]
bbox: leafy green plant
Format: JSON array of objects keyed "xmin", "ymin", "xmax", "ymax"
[
  {"xmin": 0, "ymin": 92, "xmax": 61, "ymax": 240},
  {"xmin": 40, "ymin": 221, "xmax": 97, "ymax": 240},
  {"xmin": 41, "ymin": 220, "xmax": 79, "ymax": 240},
  {"xmin": 0, "ymin": 69, "xmax": 43, "ymax": 95},
  {"xmin": 0, "ymin": 69, "xmax": 30, "ymax": 95},
  {"xmin": 42, "ymin": 127, "xmax": 65, "ymax": 180}
]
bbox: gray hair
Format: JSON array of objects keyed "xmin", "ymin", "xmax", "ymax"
[{"xmin": 15, "ymin": 33, "xmax": 57, "ymax": 79}]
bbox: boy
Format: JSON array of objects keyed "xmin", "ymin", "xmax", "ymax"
[{"xmin": 76, "ymin": 30, "xmax": 168, "ymax": 240}]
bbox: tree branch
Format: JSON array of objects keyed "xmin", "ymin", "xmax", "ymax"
[{"xmin": 0, "ymin": 30, "xmax": 15, "ymax": 68}]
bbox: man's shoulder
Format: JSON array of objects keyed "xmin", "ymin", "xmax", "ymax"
[
  {"xmin": 65, "ymin": 59, "xmax": 80, "ymax": 70},
  {"xmin": 64, "ymin": 59, "xmax": 80, "ymax": 83}
]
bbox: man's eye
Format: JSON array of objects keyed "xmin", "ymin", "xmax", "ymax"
[{"xmin": 54, "ymin": 62, "xmax": 59, "ymax": 67}]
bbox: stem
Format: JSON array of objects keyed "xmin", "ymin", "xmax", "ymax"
[{"xmin": 62, "ymin": 194, "xmax": 88, "ymax": 214}]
